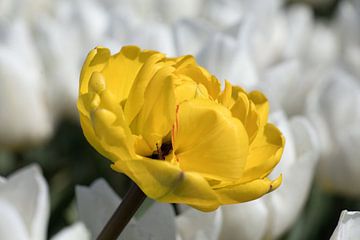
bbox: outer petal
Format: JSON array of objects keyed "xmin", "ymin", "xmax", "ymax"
[
  {"xmin": 173, "ymin": 99, "xmax": 249, "ymax": 180},
  {"xmin": 80, "ymin": 107, "xmax": 135, "ymax": 162},
  {"xmin": 240, "ymin": 123, "xmax": 285, "ymax": 182},
  {"xmin": 214, "ymin": 175, "xmax": 282, "ymax": 204},
  {"xmin": 112, "ymin": 159, "xmax": 219, "ymax": 211}
]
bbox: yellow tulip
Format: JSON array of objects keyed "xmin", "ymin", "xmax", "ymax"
[{"xmin": 78, "ymin": 46, "xmax": 285, "ymax": 212}]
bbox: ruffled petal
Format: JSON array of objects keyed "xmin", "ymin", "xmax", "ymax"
[{"xmin": 241, "ymin": 123, "xmax": 285, "ymax": 182}]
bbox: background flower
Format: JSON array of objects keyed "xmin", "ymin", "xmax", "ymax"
[
  {"xmin": 0, "ymin": 165, "xmax": 48, "ymax": 240},
  {"xmin": 330, "ymin": 210, "xmax": 360, "ymax": 240}
]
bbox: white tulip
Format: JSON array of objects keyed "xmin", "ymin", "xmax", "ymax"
[
  {"xmin": 330, "ymin": 210, "xmax": 360, "ymax": 240},
  {"xmin": 220, "ymin": 111, "xmax": 319, "ymax": 240},
  {"xmin": 0, "ymin": 165, "xmax": 49, "ymax": 240},
  {"xmin": 307, "ymin": 68, "xmax": 360, "ymax": 197},
  {"xmin": 0, "ymin": 19, "xmax": 53, "ymax": 148}
]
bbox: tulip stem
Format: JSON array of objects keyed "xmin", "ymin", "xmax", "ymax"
[{"xmin": 97, "ymin": 181, "xmax": 146, "ymax": 240}]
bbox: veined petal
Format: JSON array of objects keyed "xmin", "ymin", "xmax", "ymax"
[
  {"xmin": 241, "ymin": 123, "xmax": 285, "ymax": 182},
  {"xmin": 173, "ymin": 99, "xmax": 249, "ymax": 180},
  {"xmin": 215, "ymin": 175, "xmax": 282, "ymax": 204},
  {"xmin": 111, "ymin": 159, "xmax": 219, "ymax": 211}
]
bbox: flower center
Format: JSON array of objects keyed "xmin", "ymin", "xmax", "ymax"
[{"xmin": 149, "ymin": 142, "xmax": 173, "ymax": 160}]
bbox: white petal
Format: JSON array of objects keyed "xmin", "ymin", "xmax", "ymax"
[
  {"xmin": 177, "ymin": 208, "xmax": 222, "ymax": 240},
  {"xmin": 197, "ymin": 33, "xmax": 259, "ymax": 88},
  {"xmin": 0, "ymin": 199, "xmax": 29, "ymax": 240},
  {"xmin": 203, "ymin": 0, "xmax": 243, "ymax": 28},
  {"xmin": 31, "ymin": 15, "xmax": 82, "ymax": 120},
  {"xmin": 219, "ymin": 200, "xmax": 268, "ymax": 240},
  {"xmin": 76, "ymin": 179, "xmax": 120, "ymax": 238},
  {"xmin": 283, "ymin": 4, "xmax": 314, "ymax": 59},
  {"xmin": 259, "ymin": 60, "xmax": 300, "ymax": 116},
  {"xmin": 137, "ymin": 202, "xmax": 176, "ymax": 240},
  {"xmin": 173, "ymin": 19, "xmax": 214, "ymax": 56},
  {"xmin": 156, "ymin": 0, "xmax": 204, "ymax": 23},
  {"xmin": 51, "ymin": 222, "xmax": 90, "ymax": 240},
  {"xmin": 330, "ymin": 210, "xmax": 360, "ymax": 240},
  {"xmin": 307, "ymin": 69, "xmax": 360, "ymax": 197},
  {"xmin": 128, "ymin": 22, "xmax": 176, "ymax": 56}
]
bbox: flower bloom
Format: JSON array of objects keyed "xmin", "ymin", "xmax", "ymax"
[{"xmin": 78, "ymin": 45, "xmax": 284, "ymax": 211}]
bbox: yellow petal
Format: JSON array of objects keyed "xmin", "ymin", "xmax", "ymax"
[
  {"xmin": 130, "ymin": 71, "xmax": 176, "ymax": 156},
  {"xmin": 215, "ymin": 175, "xmax": 282, "ymax": 204},
  {"xmin": 173, "ymin": 99, "xmax": 249, "ymax": 180},
  {"xmin": 218, "ymin": 80, "xmax": 234, "ymax": 108},
  {"xmin": 111, "ymin": 158, "xmax": 219, "ymax": 211},
  {"xmin": 79, "ymin": 47, "xmax": 111, "ymax": 95},
  {"xmin": 241, "ymin": 123, "xmax": 285, "ymax": 182}
]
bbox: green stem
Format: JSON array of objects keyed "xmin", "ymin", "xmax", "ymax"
[{"xmin": 97, "ymin": 181, "xmax": 146, "ymax": 240}]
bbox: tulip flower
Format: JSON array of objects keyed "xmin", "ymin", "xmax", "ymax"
[
  {"xmin": 78, "ymin": 45, "xmax": 284, "ymax": 212},
  {"xmin": 330, "ymin": 210, "xmax": 360, "ymax": 240}
]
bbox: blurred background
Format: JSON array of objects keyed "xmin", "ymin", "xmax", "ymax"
[{"xmin": 0, "ymin": 0, "xmax": 359, "ymax": 239}]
